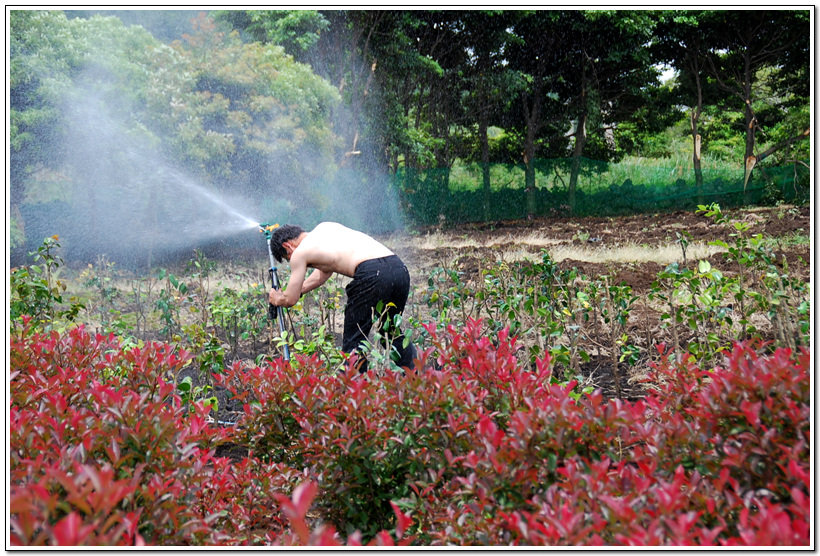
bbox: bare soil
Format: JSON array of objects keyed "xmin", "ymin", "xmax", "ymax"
[
  {"xmin": 393, "ymin": 204, "xmax": 811, "ymax": 292},
  {"xmin": 388, "ymin": 204, "xmax": 811, "ymax": 400}
]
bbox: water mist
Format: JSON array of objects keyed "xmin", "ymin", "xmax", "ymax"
[
  {"xmin": 19, "ymin": 90, "xmax": 264, "ymax": 268},
  {"xmin": 15, "ymin": 33, "xmax": 411, "ymax": 270}
]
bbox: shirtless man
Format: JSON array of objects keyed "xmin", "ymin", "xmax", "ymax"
[{"xmin": 268, "ymin": 222, "xmax": 417, "ymax": 373}]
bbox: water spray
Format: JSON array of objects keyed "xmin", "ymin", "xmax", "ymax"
[{"xmin": 259, "ymin": 222, "xmax": 291, "ymax": 362}]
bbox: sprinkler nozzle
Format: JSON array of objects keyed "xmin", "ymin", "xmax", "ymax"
[{"xmin": 258, "ymin": 222, "xmax": 280, "ymax": 240}]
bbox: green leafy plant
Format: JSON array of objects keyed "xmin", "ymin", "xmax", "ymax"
[
  {"xmin": 210, "ymin": 283, "xmax": 268, "ymax": 360},
  {"xmin": 698, "ymin": 202, "xmax": 810, "ymax": 352},
  {"xmin": 423, "ymin": 263, "xmax": 482, "ymax": 329},
  {"xmin": 600, "ymin": 277, "xmax": 639, "ymax": 396},
  {"xmin": 155, "ymin": 269, "xmax": 189, "ymax": 341},
  {"xmin": 187, "ymin": 249, "xmax": 217, "ymax": 328},
  {"xmin": 675, "ymin": 229, "xmax": 693, "ymax": 265},
  {"xmin": 177, "ymin": 375, "xmax": 218, "ymax": 414},
  {"xmin": 290, "ymin": 324, "xmax": 346, "ymax": 370},
  {"xmin": 10, "ymin": 235, "xmax": 84, "ymax": 330},
  {"xmin": 81, "ymin": 255, "xmax": 120, "ymax": 326}
]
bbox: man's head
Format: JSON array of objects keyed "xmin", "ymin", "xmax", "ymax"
[{"xmin": 269, "ymin": 224, "xmax": 305, "ymax": 262}]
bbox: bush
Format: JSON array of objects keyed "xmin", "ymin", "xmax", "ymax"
[
  {"xmin": 10, "ymin": 319, "xmax": 810, "ymax": 546},
  {"xmin": 10, "ymin": 236, "xmax": 84, "ymax": 329},
  {"xmin": 9, "ymin": 321, "xmax": 299, "ymax": 545}
]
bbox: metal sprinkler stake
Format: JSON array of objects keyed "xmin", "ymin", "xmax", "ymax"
[
  {"xmin": 260, "ymin": 223, "xmax": 291, "ymax": 361},
  {"xmin": 205, "ymin": 224, "xmax": 290, "ymax": 430}
]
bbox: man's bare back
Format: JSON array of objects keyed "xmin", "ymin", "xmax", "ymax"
[
  {"xmin": 269, "ymin": 222, "xmax": 394, "ymax": 308},
  {"xmin": 298, "ymin": 222, "xmax": 394, "ymax": 277}
]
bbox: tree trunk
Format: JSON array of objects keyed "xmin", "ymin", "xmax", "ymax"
[
  {"xmin": 742, "ymin": 52, "xmax": 756, "ymax": 203},
  {"xmin": 690, "ymin": 55, "xmax": 704, "ymax": 195},
  {"xmin": 692, "ymin": 119, "xmax": 703, "ymax": 204},
  {"xmin": 569, "ymin": 112, "xmax": 587, "ymax": 215},
  {"xmin": 479, "ymin": 103, "xmax": 491, "ymax": 220},
  {"xmin": 521, "ymin": 83, "xmax": 541, "ymax": 219},
  {"xmin": 340, "ymin": 13, "xmax": 381, "ymax": 169},
  {"xmin": 524, "ymin": 122, "xmax": 537, "ymax": 219},
  {"xmin": 679, "ymin": 36, "xmax": 708, "ymax": 200}
]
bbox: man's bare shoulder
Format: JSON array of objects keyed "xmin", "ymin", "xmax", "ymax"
[
  {"xmin": 299, "ymin": 222, "xmax": 394, "ymax": 276},
  {"xmin": 310, "ymin": 222, "xmax": 350, "ymax": 235}
]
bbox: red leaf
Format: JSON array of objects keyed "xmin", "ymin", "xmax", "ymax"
[
  {"xmin": 51, "ymin": 512, "xmax": 91, "ymax": 546},
  {"xmin": 477, "ymin": 415, "xmax": 496, "ymax": 438},
  {"xmin": 275, "ymin": 481, "xmax": 318, "ymax": 545},
  {"xmin": 390, "ymin": 501, "xmax": 412, "ymax": 539},
  {"xmin": 310, "ymin": 524, "xmax": 342, "ymax": 546},
  {"xmin": 368, "ymin": 530, "xmax": 395, "ymax": 546},
  {"xmin": 740, "ymin": 400, "xmax": 762, "ymax": 427},
  {"xmin": 291, "ymin": 481, "xmax": 318, "ymax": 518}
]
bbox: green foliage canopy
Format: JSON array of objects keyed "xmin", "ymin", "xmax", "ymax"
[{"xmin": 9, "ymin": 10, "xmax": 342, "ymax": 254}]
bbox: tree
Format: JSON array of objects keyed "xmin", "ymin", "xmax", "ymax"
[
  {"xmin": 10, "ymin": 10, "xmax": 343, "ymax": 260},
  {"xmin": 212, "ymin": 10, "xmax": 376, "ymax": 169},
  {"xmin": 702, "ymin": 10, "xmax": 810, "ymax": 185},
  {"xmin": 9, "ymin": 10, "xmax": 163, "ymax": 253},
  {"xmin": 652, "ymin": 10, "xmax": 724, "ymax": 189},
  {"xmin": 502, "ymin": 12, "xmax": 564, "ymax": 216},
  {"xmin": 555, "ymin": 10, "xmax": 660, "ymax": 214},
  {"xmin": 161, "ymin": 13, "xmax": 340, "ymax": 194},
  {"xmin": 209, "ymin": 10, "xmax": 458, "ymax": 229},
  {"xmin": 64, "ymin": 9, "xmax": 199, "ymax": 43},
  {"xmin": 212, "ymin": 10, "xmax": 329, "ymax": 62},
  {"xmin": 456, "ymin": 11, "xmax": 523, "ymax": 206}
]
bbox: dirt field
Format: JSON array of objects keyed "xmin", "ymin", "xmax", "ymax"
[
  {"xmin": 183, "ymin": 203, "xmax": 811, "ymax": 424},
  {"xmin": 391, "ymin": 204, "xmax": 811, "ymax": 291},
  {"xmin": 192, "ymin": 204, "xmax": 811, "ymax": 442},
  {"xmin": 384, "ymin": 204, "xmax": 811, "ymax": 400}
]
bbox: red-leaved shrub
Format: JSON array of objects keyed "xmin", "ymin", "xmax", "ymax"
[
  {"xmin": 9, "ymin": 321, "xmax": 401, "ymax": 546},
  {"xmin": 10, "ymin": 318, "xmax": 810, "ymax": 546}
]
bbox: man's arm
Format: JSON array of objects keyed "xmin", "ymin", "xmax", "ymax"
[
  {"xmin": 269, "ymin": 255, "xmax": 308, "ymax": 308},
  {"xmin": 301, "ymin": 268, "xmax": 333, "ymax": 294}
]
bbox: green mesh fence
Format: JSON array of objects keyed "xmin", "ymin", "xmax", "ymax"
[{"xmin": 395, "ymin": 157, "xmax": 809, "ymax": 226}]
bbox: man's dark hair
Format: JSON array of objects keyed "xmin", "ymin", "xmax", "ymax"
[{"xmin": 269, "ymin": 224, "xmax": 305, "ymax": 262}]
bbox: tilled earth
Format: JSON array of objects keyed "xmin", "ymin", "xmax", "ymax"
[
  {"xmin": 389, "ymin": 204, "xmax": 811, "ymax": 400},
  {"xmin": 393, "ymin": 204, "xmax": 811, "ymax": 292}
]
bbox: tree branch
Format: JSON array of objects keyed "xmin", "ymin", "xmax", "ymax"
[{"xmin": 757, "ymin": 128, "xmax": 810, "ymax": 162}]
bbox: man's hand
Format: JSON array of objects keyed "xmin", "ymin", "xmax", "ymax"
[{"xmin": 269, "ymin": 288, "xmax": 288, "ymax": 307}]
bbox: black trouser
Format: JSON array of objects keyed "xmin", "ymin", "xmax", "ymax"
[{"xmin": 342, "ymin": 255, "xmax": 416, "ymax": 373}]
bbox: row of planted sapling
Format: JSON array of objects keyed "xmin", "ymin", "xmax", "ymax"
[
  {"xmin": 10, "ymin": 203, "xmax": 810, "ymax": 409},
  {"xmin": 415, "ymin": 204, "xmax": 809, "ymax": 395}
]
